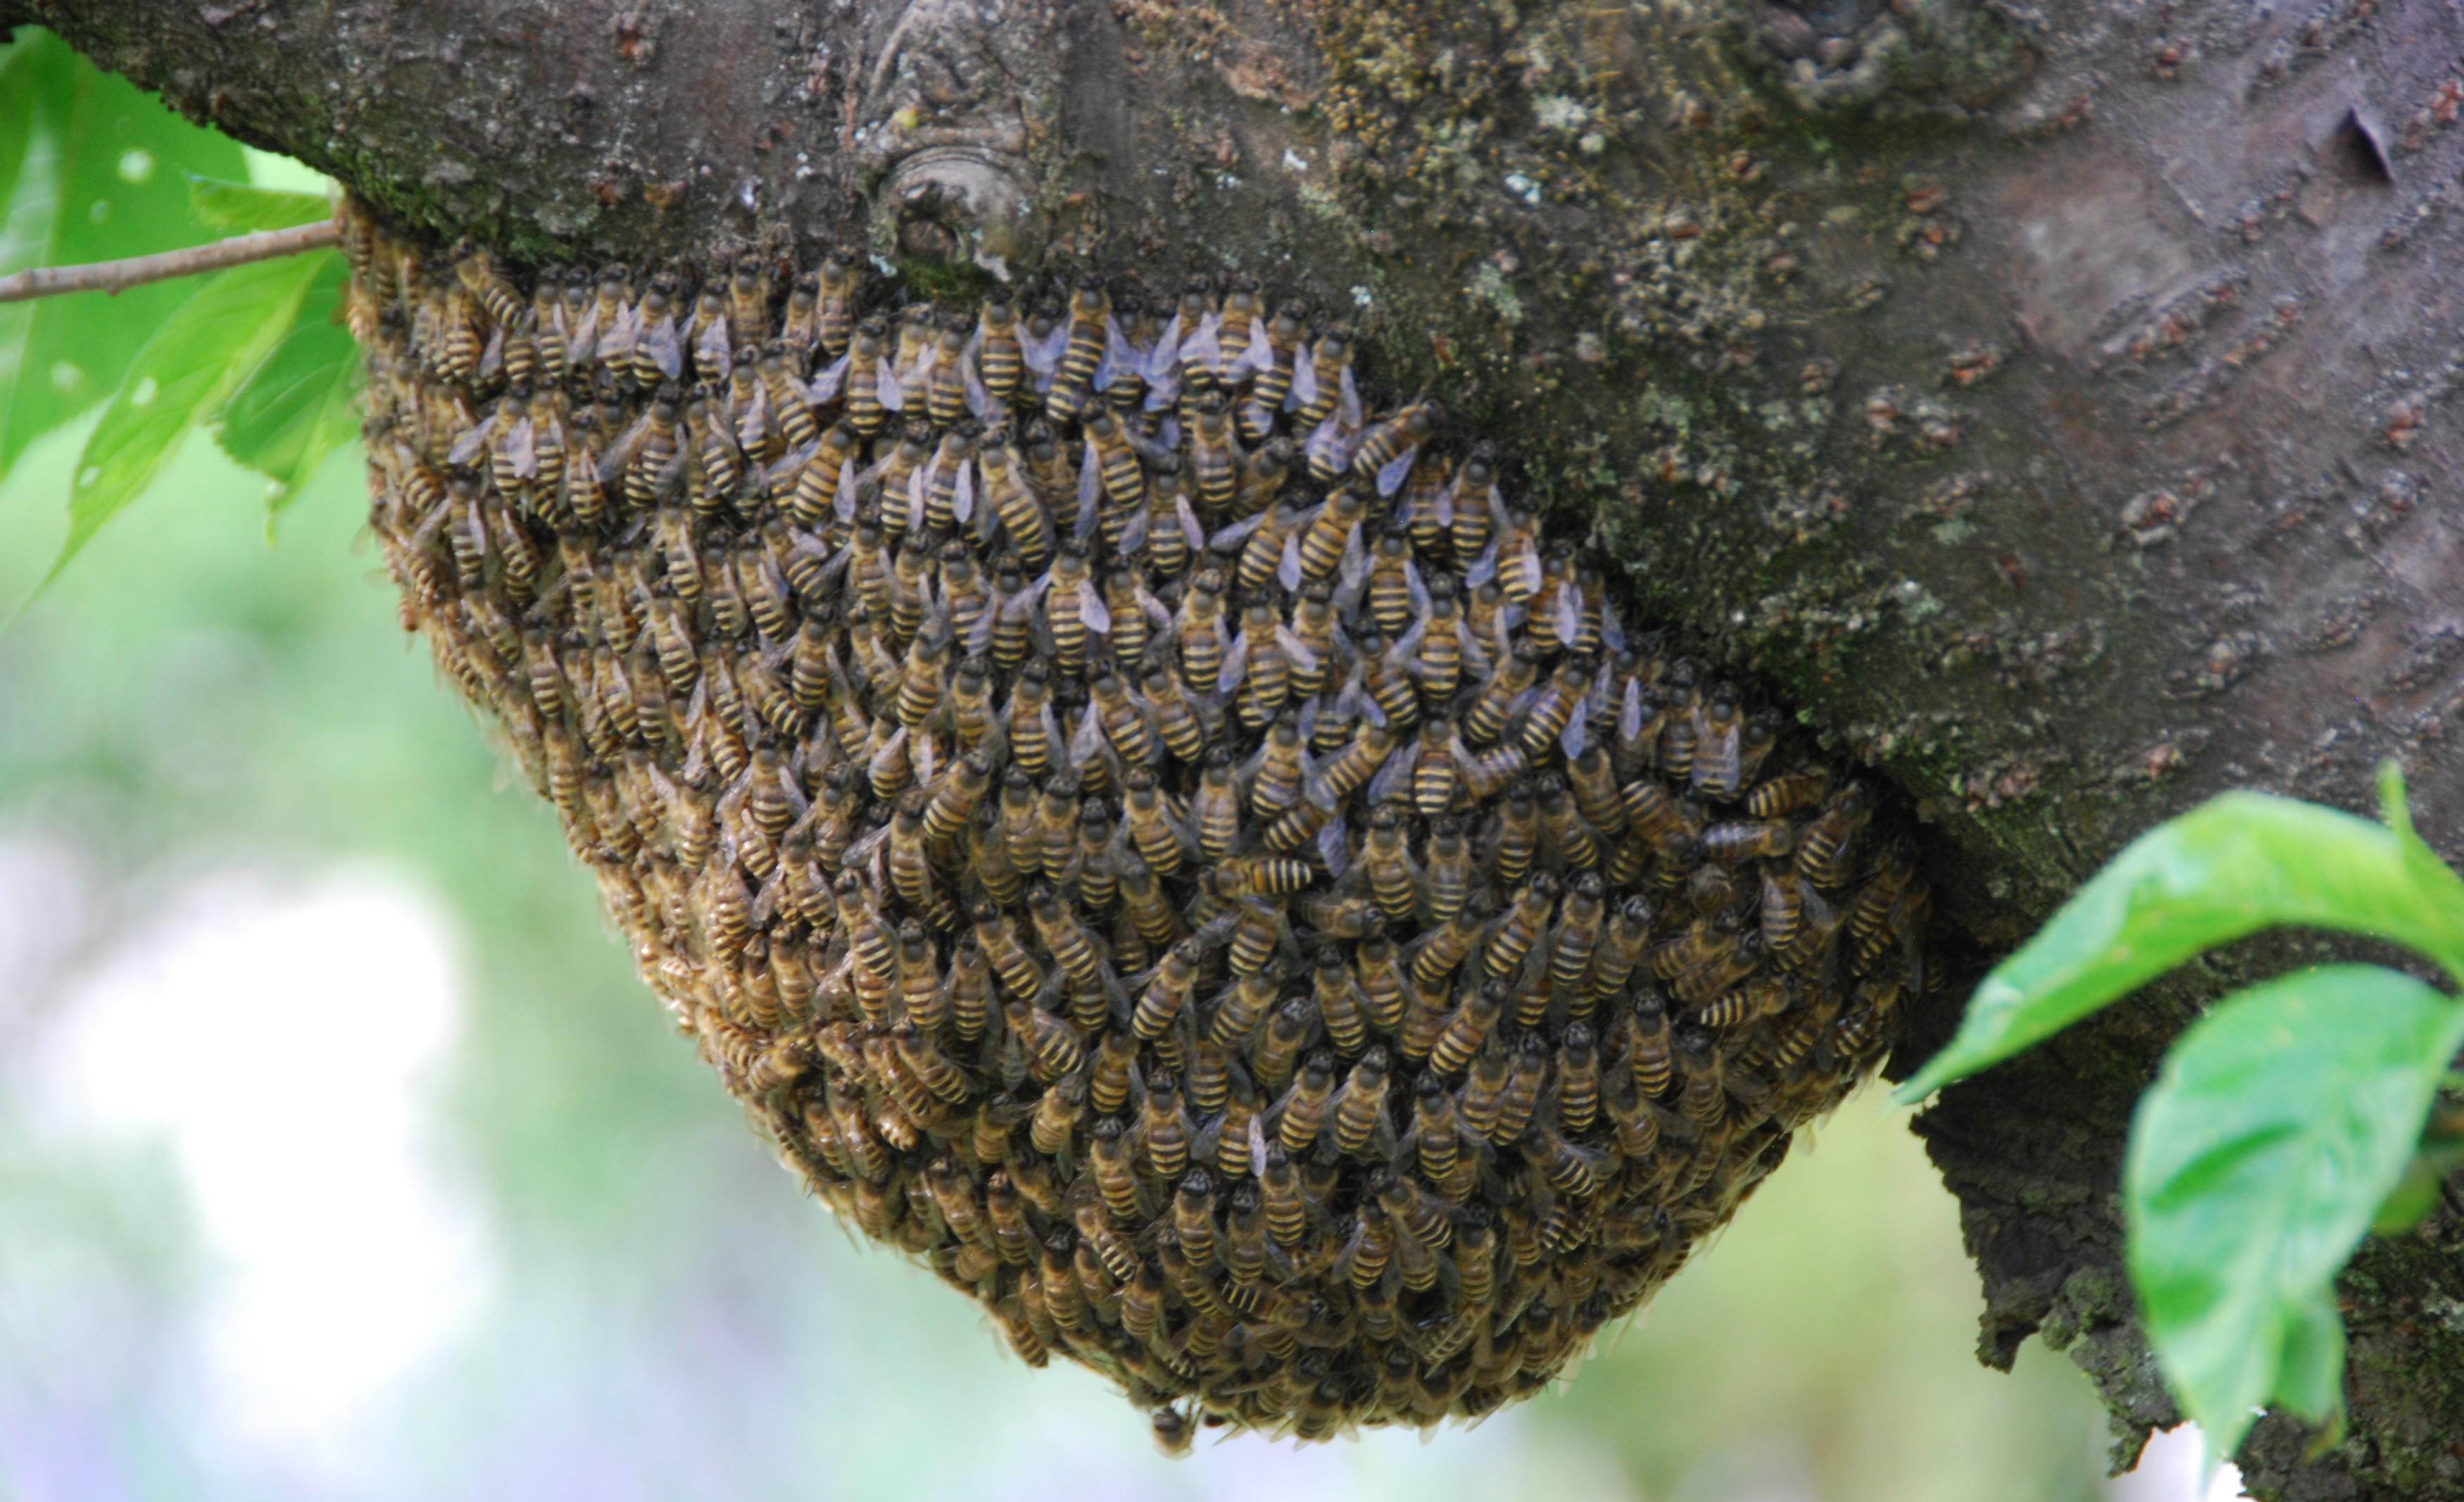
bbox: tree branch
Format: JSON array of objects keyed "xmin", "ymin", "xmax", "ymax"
[
  {"xmin": 19, "ymin": 2, "xmax": 2464, "ymax": 1493},
  {"xmin": 0, "ymin": 219, "xmax": 339, "ymax": 303}
]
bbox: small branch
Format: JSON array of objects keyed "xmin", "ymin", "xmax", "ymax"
[{"xmin": 0, "ymin": 219, "xmax": 343, "ymax": 305}]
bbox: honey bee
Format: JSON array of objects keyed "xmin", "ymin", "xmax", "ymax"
[
  {"xmin": 1797, "ymin": 784, "xmax": 1874, "ymax": 889},
  {"xmin": 1045, "ymin": 277, "xmax": 1114, "ymax": 422},
  {"xmin": 976, "ymin": 296, "xmax": 1027, "ymax": 406},
  {"xmin": 1331, "ymin": 1047, "xmax": 1394, "ymax": 1158},
  {"xmin": 813, "ymin": 249, "xmax": 858, "ymax": 358}
]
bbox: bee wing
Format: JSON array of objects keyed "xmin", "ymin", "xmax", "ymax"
[
  {"xmin": 965, "ymin": 596, "xmax": 1003, "ymax": 656},
  {"xmin": 477, "ymin": 325, "xmax": 506, "ymax": 380},
  {"xmin": 1457, "ymin": 620, "xmax": 1493, "ymax": 678},
  {"xmin": 1511, "ymin": 537, "xmax": 1542, "ymax": 596},
  {"xmin": 1369, "ymin": 738, "xmax": 1418, "ymax": 805},
  {"xmin": 1316, "ymin": 813, "xmax": 1351, "ymax": 879},
  {"xmin": 1599, "ymin": 599, "xmax": 1628, "ymax": 656},
  {"xmin": 1079, "ymin": 580, "xmax": 1112, "ymax": 634},
  {"xmin": 1138, "ymin": 583, "xmax": 1174, "ymax": 630},
  {"xmin": 808, "ymin": 352, "xmax": 850, "ymax": 404},
  {"xmin": 1554, "ymin": 582, "xmax": 1583, "ymax": 646},
  {"xmin": 1154, "ymin": 416, "xmax": 1182, "ymax": 452},
  {"xmin": 963, "ymin": 358, "xmax": 995, "ymax": 420},
  {"xmin": 1143, "ymin": 313, "xmax": 1185, "ymax": 384},
  {"xmin": 1374, "ymin": 443, "xmax": 1421, "ymax": 499},
  {"xmin": 1463, "ymin": 537, "xmax": 1499, "ymax": 588},
  {"xmin": 1215, "ymin": 629, "xmax": 1251, "ymax": 697},
  {"xmin": 1288, "ymin": 345, "xmax": 1316, "ymax": 410},
  {"xmin": 1305, "ymin": 412, "xmax": 1358, "ymax": 477},
  {"xmin": 1338, "ymin": 367, "xmax": 1362, "ymax": 427},
  {"xmin": 1143, "ymin": 365, "xmax": 1181, "ymax": 413},
  {"xmin": 1560, "ymin": 708, "xmax": 1590, "ymax": 760},
  {"xmin": 1180, "ymin": 313, "xmax": 1221, "ymax": 373},
  {"xmin": 696, "ymin": 316, "xmax": 733, "ymax": 380},
  {"xmin": 446, "ymin": 418, "xmax": 494, "ymax": 468},
  {"xmin": 1075, "ymin": 450, "xmax": 1102, "ymax": 541},
  {"xmin": 598, "ymin": 415, "xmax": 650, "ymax": 482},
  {"xmin": 876, "ymin": 358, "xmax": 906, "ymax": 411},
  {"xmin": 1024, "ymin": 321, "xmax": 1068, "ymax": 376},
  {"xmin": 1337, "ymin": 522, "xmax": 1369, "ymax": 592},
  {"xmin": 1388, "ymin": 619, "xmax": 1427, "ymax": 672},
  {"xmin": 1208, "ymin": 509, "xmax": 1271, "ymax": 549},
  {"xmin": 734, "ymin": 384, "xmax": 772, "ymax": 452},
  {"xmin": 1277, "ymin": 532, "xmax": 1305, "ymax": 593},
  {"xmin": 1100, "ymin": 315, "xmax": 1137, "ymax": 391},
  {"xmin": 1238, "ymin": 399, "xmax": 1274, "ymax": 436},
  {"xmin": 1119, "ymin": 500, "xmax": 1150, "ymax": 555},
  {"xmin": 831, "ymin": 454, "xmax": 862, "ymax": 522},
  {"xmin": 645, "ymin": 318, "xmax": 685, "ymax": 381},
  {"xmin": 1236, "ymin": 323, "xmax": 1276, "ymax": 377},
  {"xmin": 1175, "ymin": 491, "xmax": 1205, "ymax": 550},
  {"xmin": 1274, "ymin": 624, "xmax": 1321, "ymax": 674},
  {"xmin": 605, "ymin": 301, "xmax": 645, "ymax": 362},
  {"xmin": 568, "ymin": 301, "xmax": 603, "ymax": 363},
  {"xmin": 506, "ymin": 416, "xmax": 539, "ymax": 479},
  {"xmin": 953, "ymin": 458, "xmax": 976, "ymax": 523}
]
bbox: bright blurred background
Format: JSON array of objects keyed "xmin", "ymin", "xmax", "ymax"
[{"xmin": 0, "ymin": 143, "xmax": 2199, "ymax": 1501}]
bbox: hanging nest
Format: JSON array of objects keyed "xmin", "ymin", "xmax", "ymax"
[{"xmin": 341, "ymin": 196, "xmax": 1930, "ymax": 1447}]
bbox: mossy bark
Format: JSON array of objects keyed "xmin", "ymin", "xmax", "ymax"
[{"xmin": 17, "ymin": 0, "xmax": 2464, "ymax": 1492}]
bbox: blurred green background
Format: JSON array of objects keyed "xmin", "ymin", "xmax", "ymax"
[{"xmin": 0, "ymin": 140, "xmax": 2130, "ymax": 1501}]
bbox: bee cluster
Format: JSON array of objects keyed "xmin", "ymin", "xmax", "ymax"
[{"xmin": 343, "ymin": 196, "xmax": 1928, "ymax": 1444}]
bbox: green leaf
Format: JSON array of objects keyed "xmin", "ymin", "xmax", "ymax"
[
  {"xmin": 0, "ymin": 38, "xmax": 47, "ymax": 244},
  {"xmin": 0, "ymin": 28, "xmax": 250, "ymax": 484},
  {"xmin": 30, "ymin": 253, "xmax": 322, "ymax": 599},
  {"xmin": 214, "ymin": 251, "xmax": 359, "ymax": 524},
  {"xmin": 1897, "ymin": 792, "xmax": 2464, "ymax": 1100},
  {"xmin": 2381, "ymin": 761, "xmax": 2464, "ymax": 958},
  {"xmin": 188, "ymin": 175, "xmax": 332, "ymax": 233},
  {"xmin": 2126, "ymin": 965, "xmax": 2464, "ymax": 1470}
]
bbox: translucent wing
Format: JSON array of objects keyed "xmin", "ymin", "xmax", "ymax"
[
  {"xmin": 696, "ymin": 317, "xmax": 733, "ymax": 380},
  {"xmin": 1374, "ymin": 443, "xmax": 1421, "ymax": 499},
  {"xmin": 643, "ymin": 318, "xmax": 684, "ymax": 381},
  {"xmin": 1024, "ymin": 321, "xmax": 1068, "ymax": 375},
  {"xmin": 505, "ymin": 416, "xmax": 538, "ymax": 480},
  {"xmin": 1180, "ymin": 313, "xmax": 1221, "ymax": 374},
  {"xmin": 808, "ymin": 353, "xmax": 850, "ymax": 405},
  {"xmin": 953, "ymin": 460, "xmax": 976, "ymax": 524},
  {"xmin": 1076, "ymin": 449, "xmax": 1103, "ymax": 541},
  {"xmin": 1143, "ymin": 313, "xmax": 1185, "ymax": 384},
  {"xmin": 1216, "ymin": 630, "xmax": 1251, "ymax": 697},
  {"xmin": 446, "ymin": 418, "xmax": 494, "ymax": 468}
]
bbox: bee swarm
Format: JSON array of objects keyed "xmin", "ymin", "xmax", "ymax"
[{"xmin": 345, "ymin": 196, "xmax": 1928, "ymax": 1444}]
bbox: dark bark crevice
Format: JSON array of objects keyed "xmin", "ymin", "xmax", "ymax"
[{"xmin": 17, "ymin": 1, "xmax": 2464, "ymax": 1492}]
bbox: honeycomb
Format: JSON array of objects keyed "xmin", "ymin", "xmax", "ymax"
[{"xmin": 341, "ymin": 197, "xmax": 1928, "ymax": 1444}]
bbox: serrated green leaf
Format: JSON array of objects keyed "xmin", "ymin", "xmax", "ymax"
[
  {"xmin": 1897, "ymin": 793, "xmax": 2464, "ymax": 1100},
  {"xmin": 2126, "ymin": 965, "xmax": 2464, "ymax": 1471},
  {"xmin": 214, "ymin": 251, "xmax": 359, "ymax": 525},
  {"xmin": 189, "ymin": 175, "xmax": 332, "ymax": 233},
  {"xmin": 28, "ymin": 254, "xmax": 321, "ymax": 601},
  {"xmin": 0, "ymin": 28, "xmax": 250, "ymax": 484}
]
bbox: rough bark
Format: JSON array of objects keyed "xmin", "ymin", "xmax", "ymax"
[{"xmin": 16, "ymin": 0, "xmax": 2464, "ymax": 1493}]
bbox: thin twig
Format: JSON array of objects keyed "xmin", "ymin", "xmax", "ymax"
[{"xmin": 0, "ymin": 219, "xmax": 344, "ymax": 305}]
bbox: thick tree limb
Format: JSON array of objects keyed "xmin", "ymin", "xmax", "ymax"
[{"xmin": 18, "ymin": 1, "xmax": 2464, "ymax": 1493}]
